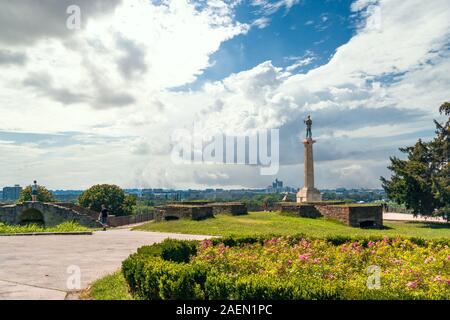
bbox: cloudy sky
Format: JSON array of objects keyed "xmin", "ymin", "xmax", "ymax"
[{"xmin": 0, "ymin": 0, "xmax": 449, "ymax": 190}]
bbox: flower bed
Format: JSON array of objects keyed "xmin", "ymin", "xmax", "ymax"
[{"xmin": 122, "ymin": 236, "xmax": 450, "ymax": 300}]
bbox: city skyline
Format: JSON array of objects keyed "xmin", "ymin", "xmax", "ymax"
[{"xmin": 0, "ymin": 0, "xmax": 449, "ymax": 190}]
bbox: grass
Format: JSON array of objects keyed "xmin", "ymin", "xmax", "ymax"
[
  {"xmin": 82, "ymin": 271, "xmax": 133, "ymax": 300},
  {"xmin": 0, "ymin": 221, "xmax": 91, "ymax": 234},
  {"xmin": 133, "ymin": 211, "xmax": 450, "ymax": 239}
]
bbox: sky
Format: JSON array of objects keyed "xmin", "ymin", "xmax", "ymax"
[{"xmin": 0, "ymin": 0, "xmax": 449, "ymax": 190}]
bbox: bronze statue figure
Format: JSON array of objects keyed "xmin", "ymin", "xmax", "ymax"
[{"xmin": 304, "ymin": 115, "xmax": 312, "ymax": 138}]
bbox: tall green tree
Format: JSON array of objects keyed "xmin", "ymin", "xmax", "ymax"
[
  {"xmin": 18, "ymin": 185, "xmax": 55, "ymax": 203},
  {"xmin": 78, "ymin": 184, "xmax": 136, "ymax": 216},
  {"xmin": 381, "ymin": 102, "xmax": 450, "ymax": 219}
]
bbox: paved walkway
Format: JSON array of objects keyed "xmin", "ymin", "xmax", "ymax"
[
  {"xmin": 0, "ymin": 229, "xmax": 209, "ymax": 300},
  {"xmin": 383, "ymin": 212, "xmax": 447, "ymax": 223}
]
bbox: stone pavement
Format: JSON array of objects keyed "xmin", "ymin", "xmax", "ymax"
[{"xmin": 0, "ymin": 229, "xmax": 209, "ymax": 300}]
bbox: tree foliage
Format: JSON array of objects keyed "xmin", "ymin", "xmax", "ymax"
[
  {"xmin": 78, "ymin": 184, "xmax": 136, "ymax": 216},
  {"xmin": 18, "ymin": 185, "xmax": 55, "ymax": 203},
  {"xmin": 381, "ymin": 102, "xmax": 450, "ymax": 218}
]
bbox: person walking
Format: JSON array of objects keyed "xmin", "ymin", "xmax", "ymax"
[
  {"xmin": 98, "ymin": 204, "xmax": 109, "ymax": 231},
  {"xmin": 31, "ymin": 180, "xmax": 38, "ymax": 202}
]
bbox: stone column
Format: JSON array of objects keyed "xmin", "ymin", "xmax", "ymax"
[{"xmin": 297, "ymin": 138, "xmax": 322, "ymax": 203}]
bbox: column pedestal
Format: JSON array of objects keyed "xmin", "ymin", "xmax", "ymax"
[{"xmin": 297, "ymin": 138, "xmax": 322, "ymax": 203}]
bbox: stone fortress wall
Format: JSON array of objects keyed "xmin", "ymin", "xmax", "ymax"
[
  {"xmin": 154, "ymin": 202, "xmax": 248, "ymax": 221},
  {"xmin": 276, "ymin": 201, "xmax": 383, "ymax": 228},
  {"xmin": 0, "ymin": 202, "xmax": 102, "ymax": 228}
]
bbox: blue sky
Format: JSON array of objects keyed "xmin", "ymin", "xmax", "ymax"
[
  {"xmin": 0, "ymin": 0, "xmax": 449, "ymax": 190},
  {"xmin": 182, "ymin": 0, "xmax": 357, "ymax": 89}
]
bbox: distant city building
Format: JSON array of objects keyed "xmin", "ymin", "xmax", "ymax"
[
  {"xmin": 142, "ymin": 188, "xmax": 180, "ymax": 201},
  {"xmin": 272, "ymin": 179, "xmax": 283, "ymax": 189},
  {"xmin": 320, "ymin": 188, "xmax": 386, "ymax": 202},
  {"xmin": 267, "ymin": 179, "xmax": 289, "ymax": 193},
  {"xmin": 51, "ymin": 190, "xmax": 83, "ymax": 202},
  {"xmin": 124, "ymin": 189, "xmax": 143, "ymax": 197},
  {"xmin": 2, "ymin": 185, "xmax": 22, "ymax": 201}
]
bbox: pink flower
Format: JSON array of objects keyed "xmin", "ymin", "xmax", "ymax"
[
  {"xmin": 299, "ymin": 254, "xmax": 309, "ymax": 261},
  {"xmin": 371, "ymin": 250, "xmax": 376, "ymax": 255},
  {"xmin": 217, "ymin": 244, "xmax": 227, "ymax": 255},
  {"xmin": 383, "ymin": 236, "xmax": 389, "ymax": 243},
  {"xmin": 447, "ymin": 255, "xmax": 450, "ymax": 260},
  {"xmin": 265, "ymin": 237, "xmax": 280, "ymax": 245},
  {"xmin": 300, "ymin": 240, "xmax": 311, "ymax": 248},
  {"xmin": 434, "ymin": 276, "xmax": 442, "ymax": 282},
  {"xmin": 425, "ymin": 257, "xmax": 434, "ymax": 264},
  {"xmin": 200, "ymin": 239, "xmax": 213, "ymax": 249},
  {"xmin": 340, "ymin": 246, "xmax": 348, "ymax": 252},
  {"xmin": 406, "ymin": 281, "xmax": 418, "ymax": 289},
  {"xmin": 368, "ymin": 241, "xmax": 375, "ymax": 248},
  {"xmin": 313, "ymin": 258, "xmax": 321, "ymax": 264},
  {"xmin": 351, "ymin": 242, "xmax": 359, "ymax": 249}
]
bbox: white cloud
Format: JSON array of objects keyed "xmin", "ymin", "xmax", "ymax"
[
  {"xmin": 251, "ymin": 0, "xmax": 301, "ymax": 15},
  {"xmin": 0, "ymin": 0, "xmax": 250, "ymax": 138},
  {"xmin": 0, "ymin": 0, "xmax": 449, "ymax": 189},
  {"xmin": 252, "ymin": 17, "xmax": 271, "ymax": 29},
  {"xmin": 285, "ymin": 54, "xmax": 317, "ymax": 72}
]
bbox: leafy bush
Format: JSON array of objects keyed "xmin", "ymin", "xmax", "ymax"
[
  {"xmin": 204, "ymin": 272, "xmax": 345, "ymax": 300},
  {"xmin": 212, "ymin": 234, "xmax": 450, "ymax": 248},
  {"xmin": 0, "ymin": 221, "xmax": 90, "ymax": 234},
  {"xmin": 122, "ymin": 255, "xmax": 206, "ymax": 299},
  {"xmin": 78, "ymin": 184, "xmax": 136, "ymax": 216},
  {"xmin": 18, "ymin": 185, "xmax": 55, "ymax": 203},
  {"xmin": 122, "ymin": 236, "xmax": 450, "ymax": 300},
  {"xmin": 123, "ymin": 238, "xmax": 201, "ymax": 299},
  {"xmin": 136, "ymin": 238, "xmax": 198, "ymax": 262}
]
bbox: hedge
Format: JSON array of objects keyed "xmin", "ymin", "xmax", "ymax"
[
  {"xmin": 211, "ymin": 234, "xmax": 450, "ymax": 247},
  {"xmin": 135, "ymin": 238, "xmax": 198, "ymax": 262},
  {"xmin": 122, "ymin": 236, "xmax": 450, "ymax": 300}
]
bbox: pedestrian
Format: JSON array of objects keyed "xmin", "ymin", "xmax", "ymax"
[
  {"xmin": 98, "ymin": 204, "xmax": 109, "ymax": 231},
  {"xmin": 31, "ymin": 180, "xmax": 38, "ymax": 202}
]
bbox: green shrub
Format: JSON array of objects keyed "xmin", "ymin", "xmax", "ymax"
[
  {"xmin": 231, "ymin": 275, "xmax": 345, "ymax": 300},
  {"xmin": 136, "ymin": 238, "xmax": 198, "ymax": 263},
  {"xmin": 123, "ymin": 257, "xmax": 207, "ymax": 299},
  {"xmin": 203, "ymin": 272, "xmax": 234, "ymax": 300},
  {"xmin": 122, "ymin": 236, "xmax": 450, "ymax": 300},
  {"xmin": 122, "ymin": 238, "xmax": 200, "ymax": 299},
  {"xmin": 212, "ymin": 234, "xmax": 450, "ymax": 248},
  {"xmin": 204, "ymin": 273, "xmax": 344, "ymax": 300}
]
